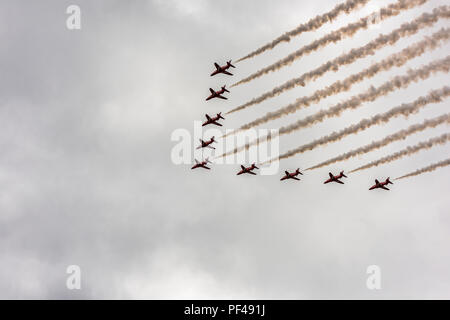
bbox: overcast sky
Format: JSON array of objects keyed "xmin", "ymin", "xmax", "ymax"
[{"xmin": 0, "ymin": 0, "xmax": 449, "ymax": 299}]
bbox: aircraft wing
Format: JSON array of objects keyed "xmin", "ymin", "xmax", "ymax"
[
  {"xmin": 381, "ymin": 186, "xmax": 389, "ymax": 190},
  {"xmin": 329, "ymin": 172, "xmax": 333, "ymax": 178},
  {"xmin": 209, "ymin": 88, "xmax": 215, "ymax": 94},
  {"xmin": 217, "ymin": 95, "xmax": 227, "ymax": 100},
  {"xmin": 248, "ymin": 171, "xmax": 256, "ymax": 175},
  {"xmin": 205, "ymin": 114, "xmax": 211, "ymax": 120},
  {"xmin": 211, "ymin": 121, "xmax": 222, "ymax": 126},
  {"xmin": 292, "ymin": 177, "xmax": 300, "ymax": 181},
  {"xmin": 240, "ymin": 165, "xmax": 245, "ymax": 170},
  {"xmin": 214, "ymin": 63, "xmax": 221, "ymax": 69},
  {"xmin": 336, "ymin": 180, "xmax": 344, "ymax": 184},
  {"xmin": 222, "ymin": 70, "xmax": 233, "ymax": 76}
]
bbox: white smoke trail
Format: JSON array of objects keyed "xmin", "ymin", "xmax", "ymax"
[
  {"xmin": 278, "ymin": 57, "xmax": 450, "ymax": 135},
  {"xmin": 270, "ymin": 101, "xmax": 450, "ymax": 164},
  {"xmin": 233, "ymin": 0, "xmax": 427, "ymax": 86},
  {"xmin": 347, "ymin": 133, "xmax": 450, "ymax": 173},
  {"xmin": 219, "ymin": 59, "xmax": 450, "ymax": 158},
  {"xmin": 306, "ymin": 131, "xmax": 450, "ymax": 170},
  {"xmin": 225, "ymin": 28, "xmax": 450, "ymax": 136},
  {"xmin": 396, "ymin": 158, "xmax": 450, "ymax": 180},
  {"xmin": 236, "ymin": 0, "xmax": 371, "ymax": 62},
  {"xmin": 228, "ymin": 6, "xmax": 450, "ymax": 113},
  {"xmin": 270, "ymin": 110, "xmax": 450, "ymax": 164}
]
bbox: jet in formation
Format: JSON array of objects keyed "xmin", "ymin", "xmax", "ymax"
[
  {"xmin": 202, "ymin": 113, "xmax": 225, "ymax": 127},
  {"xmin": 280, "ymin": 168, "xmax": 303, "ymax": 181},
  {"xmin": 369, "ymin": 177, "xmax": 393, "ymax": 191},
  {"xmin": 206, "ymin": 85, "xmax": 230, "ymax": 101},
  {"xmin": 236, "ymin": 163, "xmax": 259, "ymax": 175},
  {"xmin": 191, "ymin": 158, "xmax": 211, "ymax": 170},
  {"xmin": 196, "ymin": 136, "xmax": 216, "ymax": 150},
  {"xmin": 210, "ymin": 60, "xmax": 235, "ymax": 76},
  {"xmin": 324, "ymin": 171, "xmax": 347, "ymax": 184}
]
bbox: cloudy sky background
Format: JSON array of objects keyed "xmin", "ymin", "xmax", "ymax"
[{"xmin": 0, "ymin": 0, "xmax": 449, "ymax": 299}]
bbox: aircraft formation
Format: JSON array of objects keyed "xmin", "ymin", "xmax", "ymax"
[
  {"xmin": 191, "ymin": 2, "xmax": 450, "ymax": 190},
  {"xmin": 192, "ymin": 58, "xmax": 401, "ymax": 191}
]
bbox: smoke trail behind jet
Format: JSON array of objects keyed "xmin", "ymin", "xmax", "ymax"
[
  {"xmin": 396, "ymin": 158, "xmax": 450, "ymax": 180},
  {"xmin": 228, "ymin": 6, "xmax": 450, "ymax": 113},
  {"xmin": 277, "ymin": 57, "xmax": 450, "ymax": 135},
  {"xmin": 224, "ymin": 28, "xmax": 450, "ymax": 137},
  {"xmin": 260, "ymin": 91, "xmax": 450, "ymax": 164},
  {"xmin": 220, "ymin": 59, "xmax": 450, "ymax": 158},
  {"xmin": 233, "ymin": 0, "xmax": 427, "ymax": 87},
  {"xmin": 307, "ymin": 131, "xmax": 450, "ymax": 170},
  {"xmin": 348, "ymin": 133, "xmax": 450, "ymax": 173},
  {"xmin": 236, "ymin": 0, "xmax": 371, "ymax": 63}
]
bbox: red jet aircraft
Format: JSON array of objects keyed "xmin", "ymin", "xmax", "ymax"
[
  {"xmin": 236, "ymin": 163, "xmax": 259, "ymax": 175},
  {"xmin": 202, "ymin": 113, "xmax": 225, "ymax": 127},
  {"xmin": 196, "ymin": 136, "xmax": 216, "ymax": 150},
  {"xmin": 210, "ymin": 60, "xmax": 235, "ymax": 76},
  {"xmin": 369, "ymin": 177, "xmax": 393, "ymax": 191},
  {"xmin": 206, "ymin": 85, "xmax": 230, "ymax": 101},
  {"xmin": 324, "ymin": 171, "xmax": 347, "ymax": 184},
  {"xmin": 191, "ymin": 158, "xmax": 211, "ymax": 170},
  {"xmin": 280, "ymin": 168, "xmax": 303, "ymax": 181}
]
